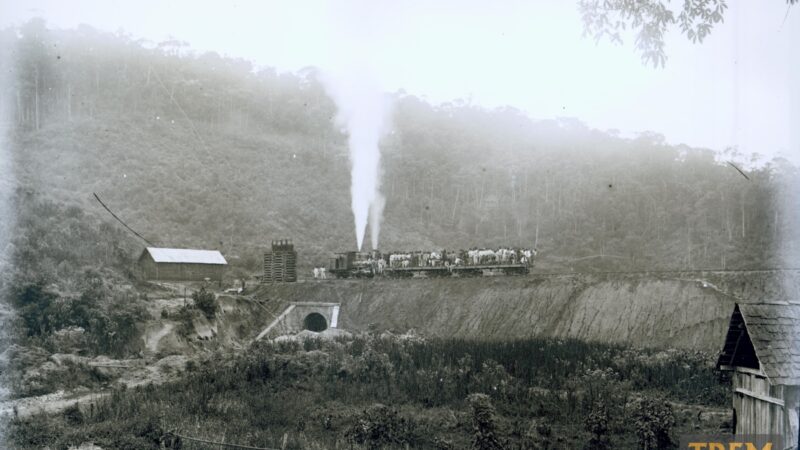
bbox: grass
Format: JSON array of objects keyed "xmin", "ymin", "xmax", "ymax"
[{"xmin": 6, "ymin": 334, "xmax": 730, "ymax": 449}]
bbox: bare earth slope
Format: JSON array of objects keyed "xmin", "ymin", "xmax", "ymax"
[{"xmin": 251, "ymin": 272, "xmax": 787, "ymax": 351}]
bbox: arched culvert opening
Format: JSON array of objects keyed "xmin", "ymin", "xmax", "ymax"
[{"xmin": 303, "ymin": 312, "xmax": 328, "ymax": 332}]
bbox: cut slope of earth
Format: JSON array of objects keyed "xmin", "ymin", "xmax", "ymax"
[{"xmin": 253, "ymin": 271, "xmax": 799, "ymax": 351}]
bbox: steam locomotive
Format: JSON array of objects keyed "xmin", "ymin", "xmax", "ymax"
[{"xmin": 327, "ymin": 248, "xmax": 534, "ymax": 279}]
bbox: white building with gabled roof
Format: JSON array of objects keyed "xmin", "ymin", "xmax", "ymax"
[{"xmin": 138, "ymin": 247, "xmax": 227, "ymax": 282}]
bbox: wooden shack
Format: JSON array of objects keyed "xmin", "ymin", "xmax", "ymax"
[
  {"xmin": 138, "ymin": 247, "xmax": 227, "ymax": 282},
  {"xmin": 717, "ymin": 303, "xmax": 800, "ymax": 449}
]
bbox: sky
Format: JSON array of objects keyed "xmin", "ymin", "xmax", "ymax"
[{"xmin": 1, "ymin": 0, "xmax": 798, "ymax": 162}]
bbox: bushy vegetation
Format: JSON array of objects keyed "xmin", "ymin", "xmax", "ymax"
[
  {"xmin": 584, "ymin": 402, "xmax": 611, "ymax": 450},
  {"xmin": 2, "ymin": 265, "xmax": 149, "ymax": 397},
  {"xmin": 468, "ymin": 393, "xmax": 505, "ymax": 450},
  {"xmin": 6, "ymin": 190, "xmax": 138, "ymax": 289},
  {"xmin": 345, "ymin": 404, "xmax": 419, "ymax": 449},
  {"xmin": 633, "ymin": 396, "xmax": 677, "ymax": 449},
  {"xmin": 191, "ymin": 287, "xmax": 218, "ymax": 319},
  {"xmin": 8, "ymin": 270, "xmax": 147, "ymax": 357},
  {"xmin": 7, "ymin": 334, "xmax": 729, "ymax": 449}
]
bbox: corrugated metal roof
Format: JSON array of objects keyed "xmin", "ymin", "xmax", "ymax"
[
  {"xmin": 145, "ymin": 247, "xmax": 227, "ymax": 265},
  {"xmin": 720, "ymin": 303, "xmax": 800, "ymax": 385}
]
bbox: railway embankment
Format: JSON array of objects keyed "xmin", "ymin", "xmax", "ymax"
[{"xmin": 254, "ymin": 270, "xmax": 799, "ymax": 351}]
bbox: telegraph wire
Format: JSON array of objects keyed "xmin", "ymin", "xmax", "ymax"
[{"xmin": 92, "ymin": 192, "xmax": 155, "ymax": 246}]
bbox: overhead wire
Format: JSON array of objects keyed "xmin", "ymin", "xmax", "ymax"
[{"xmin": 92, "ymin": 192, "xmax": 155, "ymax": 246}]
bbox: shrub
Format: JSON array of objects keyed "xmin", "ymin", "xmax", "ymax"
[
  {"xmin": 633, "ymin": 395, "xmax": 675, "ymax": 449},
  {"xmin": 11, "ymin": 281, "xmax": 58, "ymax": 336},
  {"xmin": 468, "ymin": 393, "xmax": 504, "ymax": 450},
  {"xmin": 584, "ymin": 402, "xmax": 611, "ymax": 450},
  {"xmin": 472, "ymin": 359, "xmax": 515, "ymax": 399},
  {"xmin": 185, "ymin": 360, "xmax": 198, "ymax": 372},
  {"xmin": 174, "ymin": 306, "xmax": 195, "ymax": 337},
  {"xmin": 345, "ymin": 404, "xmax": 417, "ymax": 449},
  {"xmin": 525, "ymin": 418, "xmax": 553, "ymax": 449},
  {"xmin": 62, "ymin": 404, "xmax": 84, "ymax": 426},
  {"xmin": 192, "ymin": 287, "xmax": 218, "ymax": 319}
]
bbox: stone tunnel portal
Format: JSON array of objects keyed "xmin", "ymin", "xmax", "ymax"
[{"xmin": 303, "ymin": 312, "xmax": 328, "ymax": 332}]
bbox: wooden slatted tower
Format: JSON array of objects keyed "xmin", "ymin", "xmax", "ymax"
[{"xmin": 263, "ymin": 239, "xmax": 297, "ymax": 283}]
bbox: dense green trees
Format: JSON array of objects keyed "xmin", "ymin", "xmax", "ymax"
[
  {"xmin": 3, "ymin": 20, "xmax": 796, "ymax": 275},
  {"xmin": 9, "ymin": 270, "xmax": 148, "ymax": 357}
]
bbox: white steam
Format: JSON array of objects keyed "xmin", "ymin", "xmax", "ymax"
[
  {"xmin": 319, "ymin": 0, "xmax": 393, "ymax": 252},
  {"xmin": 323, "ymin": 70, "xmax": 390, "ymax": 250},
  {"xmin": 369, "ymin": 192, "xmax": 386, "ymax": 251}
]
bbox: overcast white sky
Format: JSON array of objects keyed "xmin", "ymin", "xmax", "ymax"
[{"xmin": 1, "ymin": 0, "xmax": 798, "ymax": 162}]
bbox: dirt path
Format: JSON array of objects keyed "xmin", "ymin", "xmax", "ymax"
[
  {"xmin": 1, "ymin": 353, "xmax": 190, "ymax": 420},
  {"xmin": 0, "ymin": 390, "xmax": 109, "ymax": 419},
  {"xmin": 145, "ymin": 322, "xmax": 176, "ymax": 353}
]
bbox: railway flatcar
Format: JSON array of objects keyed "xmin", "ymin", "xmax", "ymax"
[{"xmin": 327, "ymin": 248, "xmax": 534, "ymax": 279}]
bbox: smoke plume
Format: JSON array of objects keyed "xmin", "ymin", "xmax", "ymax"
[
  {"xmin": 322, "ymin": 62, "xmax": 391, "ymax": 251},
  {"xmin": 317, "ymin": 1, "xmax": 395, "ymax": 250},
  {"xmin": 369, "ymin": 192, "xmax": 386, "ymax": 250}
]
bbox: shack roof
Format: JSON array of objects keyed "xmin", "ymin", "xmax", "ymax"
[
  {"xmin": 144, "ymin": 247, "xmax": 227, "ymax": 265},
  {"xmin": 717, "ymin": 302, "xmax": 800, "ymax": 385}
]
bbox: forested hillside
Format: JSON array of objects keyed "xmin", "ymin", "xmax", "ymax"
[{"xmin": 2, "ymin": 19, "xmax": 798, "ymax": 276}]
